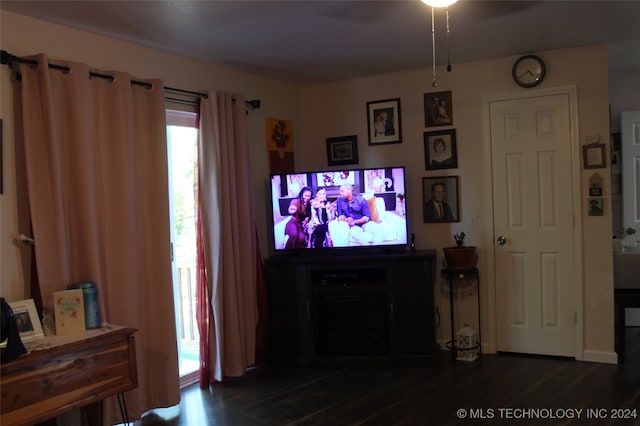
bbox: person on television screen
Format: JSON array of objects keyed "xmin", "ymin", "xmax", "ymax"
[
  {"xmin": 424, "ymin": 181, "xmax": 455, "ymax": 222},
  {"xmin": 285, "ymin": 186, "xmax": 312, "ymax": 249},
  {"xmin": 307, "ymin": 187, "xmax": 334, "ymax": 248},
  {"xmin": 333, "ymin": 183, "xmax": 380, "ymax": 245}
]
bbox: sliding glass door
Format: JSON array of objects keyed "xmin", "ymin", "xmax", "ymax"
[{"xmin": 166, "ymin": 110, "xmax": 199, "ymax": 386}]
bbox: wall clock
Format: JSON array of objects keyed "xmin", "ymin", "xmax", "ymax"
[{"xmin": 512, "ymin": 55, "xmax": 546, "ymax": 88}]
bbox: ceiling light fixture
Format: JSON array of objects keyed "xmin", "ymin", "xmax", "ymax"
[
  {"xmin": 420, "ymin": 0, "xmax": 458, "ymax": 87},
  {"xmin": 420, "ymin": 0, "xmax": 458, "ymax": 7}
]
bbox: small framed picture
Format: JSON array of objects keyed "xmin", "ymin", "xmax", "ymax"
[
  {"xmin": 589, "ymin": 187, "xmax": 603, "ymax": 197},
  {"xmin": 366, "ymin": 98, "xmax": 402, "ymax": 145},
  {"xmin": 424, "ymin": 129, "xmax": 458, "ymax": 170},
  {"xmin": 583, "ymin": 143, "xmax": 606, "ymax": 169},
  {"xmin": 2, "ymin": 299, "xmax": 45, "ymax": 345},
  {"xmin": 424, "ymin": 90, "xmax": 453, "ymax": 127},
  {"xmin": 423, "ymin": 176, "xmax": 460, "ymax": 223},
  {"xmin": 326, "ymin": 135, "xmax": 359, "ymax": 166},
  {"xmin": 588, "ymin": 197, "xmax": 604, "ymax": 216}
]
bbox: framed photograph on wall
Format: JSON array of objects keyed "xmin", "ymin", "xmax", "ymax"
[
  {"xmin": 422, "ymin": 176, "xmax": 460, "ymax": 223},
  {"xmin": 588, "ymin": 197, "xmax": 604, "ymax": 216},
  {"xmin": 366, "ymin": 98, "xmax": 402, "ymax": 145},
  {"xmin": 326, "ymin": 135, "xmax": 359, "ymax": 166},
  {"xmin": 583, "ymin": 143, "xmax": 606, "ymax": 169},
  {"xmin": 424, "ymin": 90, "xmax": 453, "ymax": 127},
  {"xmin": 424, "ymin": 129, "xmax": 458, "ymax": 170}
]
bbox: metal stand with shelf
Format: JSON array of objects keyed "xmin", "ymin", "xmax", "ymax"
[{"xmin": 441, "ymin": 267, "xmax": 481, "ymax": 360}]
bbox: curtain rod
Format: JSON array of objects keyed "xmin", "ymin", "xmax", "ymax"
[{"xmin": 0, "ymin": 49, "xmax": 261, "ymax": 109}]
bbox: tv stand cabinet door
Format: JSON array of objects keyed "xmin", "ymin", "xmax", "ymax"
[
  {"xmin": 265, "ymin": 262, "xmax": 314, "ymax": 363},
  {"xmin": 391, "ymin": 257, "xmax": 439, "ymax": 365}
]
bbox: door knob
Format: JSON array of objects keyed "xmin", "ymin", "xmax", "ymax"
[{"xmin": 497, "ymin": 236, "xmax": 506, "ymax": 245}]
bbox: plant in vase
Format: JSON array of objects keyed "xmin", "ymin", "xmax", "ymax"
[{"xmin": 443, "ymin": 231, "xmax": 477, "ymax": 270}]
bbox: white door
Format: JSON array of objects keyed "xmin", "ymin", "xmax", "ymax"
[
  {"xmin": 621, "ymin": 111, "xmax": 640, "ymax": 242},
  {"xmin": 490, "ymin": 93, "xmax": 576, "ymax": 357}
]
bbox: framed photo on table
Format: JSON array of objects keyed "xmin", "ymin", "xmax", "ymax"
[
  {"xmin": 366, "ymin": 98, "xmax": 402, "ymax": 145},
  {"xmin": 1, "ymin": 299, "xmax": 45, "ymax": 346}
]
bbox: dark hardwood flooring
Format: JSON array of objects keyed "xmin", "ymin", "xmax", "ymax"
[{"xmin": 140, "ymin": 328, "xmax": 640, "ymax": 425}]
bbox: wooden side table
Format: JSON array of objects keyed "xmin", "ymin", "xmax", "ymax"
[{"xmin": 1, "ymin": 325, "xmax": 138, "ymax": 425}]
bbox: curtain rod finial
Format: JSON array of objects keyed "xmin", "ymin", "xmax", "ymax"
[{"xmin": 1, "ymin": 49, "xmax": 15, "ymax": 65}]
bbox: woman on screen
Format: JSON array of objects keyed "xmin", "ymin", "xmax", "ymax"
[{"xmin": 284, "ymin": 186, "xmax": 312, "ymax": 249}]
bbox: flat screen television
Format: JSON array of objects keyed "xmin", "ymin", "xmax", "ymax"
[{"xmin": 269, "ymin": 166, "xmax": 408, "ymax": 253}]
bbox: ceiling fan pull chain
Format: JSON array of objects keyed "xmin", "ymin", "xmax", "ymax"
[
  {"xmin": 446, "ymin": 6, "xmax": 452, "ymax": 72},
  {"xmin": 431, "ymin": 6, "xmax": 437, "ymax": 87}
]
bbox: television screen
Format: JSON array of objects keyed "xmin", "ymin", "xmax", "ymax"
[{"xmin": 270, "ymin": 166, "xmax": 408, "ymax": 251}]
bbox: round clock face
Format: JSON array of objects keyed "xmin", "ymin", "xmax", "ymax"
[{"xmin": 512, "ymin": 55, "xmax": 546, "ymax": 88}]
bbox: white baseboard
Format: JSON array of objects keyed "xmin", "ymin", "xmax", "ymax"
[{"xmin": 582, "ymin": 350, "xmax": 618, "ymax": 364}]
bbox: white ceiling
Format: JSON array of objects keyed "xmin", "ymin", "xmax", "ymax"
[{"xmin": 2, "ymin": 0, "xmax": 639, "ymax": 86}]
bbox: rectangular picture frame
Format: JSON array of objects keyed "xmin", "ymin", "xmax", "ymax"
[
  {"xmin": 4, "ymin": 299, "xmax": 45, "ymax": 345},
  {"xmin": 366, "ymin": 98, "xmax": 402, "ymax": 145},
  {"xmin": 424, "ymin": 129, "xmax": 458, "ymax": 170},
  {"xmin": 424, "ymin": 90, "xmax": 453, "ymax": 127},
  {"xmin": 583, "ymin": 143, "xmax": 606, "ymax": 169},
  {"xmin": 326, "ymin": 135, "xmax": 359, "ymax": 166},
  {"xmin": 423, "ymin": 175, "xmax": 460, "ymax": 223},
  {"xmin": 588, "ymin": 197, "xmax": 604, "ymax": 216}
]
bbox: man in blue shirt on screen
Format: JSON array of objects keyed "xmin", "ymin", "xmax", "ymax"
[{"xmin": 332, "ymin": 183, "xmax": 380, "ymax": 246}]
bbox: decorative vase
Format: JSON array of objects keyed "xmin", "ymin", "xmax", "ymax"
[{"xmin": 443, "ymin": 246, "xmax": 477, "ymax": 270}]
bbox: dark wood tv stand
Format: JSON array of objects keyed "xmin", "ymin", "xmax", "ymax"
[{"xmin": 264, "ymin": 249, "xmax": 440, "ymax": 367}]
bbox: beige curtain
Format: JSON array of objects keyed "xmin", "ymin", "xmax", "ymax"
[
  {"xmin": 12, "ymin": 55, "xmax": 180, "ymax": 422},
  {"xmin": 198, "ymin": 92, "xmax": 258, "ymax": 382}
]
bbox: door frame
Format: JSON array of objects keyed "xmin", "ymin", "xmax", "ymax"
[{"xmin": 481, "ymin": 86, "xmax": 584, "ymax": 359}]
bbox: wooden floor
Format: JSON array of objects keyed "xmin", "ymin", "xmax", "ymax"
[{"xmin": 140, "ymin": 328, "xmax": 640, "ymax": 425}]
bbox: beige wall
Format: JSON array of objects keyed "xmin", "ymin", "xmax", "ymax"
[
  {"xmin": 299, "ymin": 45, "xmax": 616, "ymax": 362},
  {"xmin": 1, "ymin": 10, "xmax": 617, "ymax": 362},
  {"xmin": 0, "ymin": 10, "xmax": 295, "ymax": 299}
]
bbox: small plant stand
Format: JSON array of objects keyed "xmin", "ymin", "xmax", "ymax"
[{"xmin": 441, "ymin": 267, "xmax": 481, "ymax": 360}]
